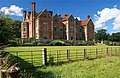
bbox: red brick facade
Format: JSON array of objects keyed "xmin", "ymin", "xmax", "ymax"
[
  {"xmin": 21, "ymin": 2, "xmax": 95, "ymax": 41},
  {"xmin": 53, "ymin": 14, "xmax": 66, "ymax": 40}
]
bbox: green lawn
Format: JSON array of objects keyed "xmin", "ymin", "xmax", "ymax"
[
  {"xmin": 4, "ymin": 44, "xmax": 120, "ymax": 67},
  {"xmin": 4, "ymin": 44, "xmax": 120, "ymax": 78},
  {"xmin": 5, "ymin": 44, "xmax": 108, "ymax": 51},
  {"xmin": 35, "ymin": 56, "xmax": 120, "ymax": 78}
]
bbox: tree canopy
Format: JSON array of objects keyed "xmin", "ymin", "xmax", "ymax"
[
  {"xmin": 95, "ymin": 29, "xmax": 120, "ymax": 42},
  {"xmin": 95, "ymin": 29, "xmax": 109, "ymax": 42},
  {"xmin": 0, "ymin": 14, "xmax": 21, "ymax": 43},
  {"xmin": 110, "ymin": 32, "xmax": 120, "ymax": 42}
]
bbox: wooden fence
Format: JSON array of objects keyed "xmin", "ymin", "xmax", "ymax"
[
  {"xmin": 1, "ymin": 47, "xmax": 120, "ymax": 78},
  {"xmin": 7, "ymin": 47, "xmax": 120, "ymax": 68}
]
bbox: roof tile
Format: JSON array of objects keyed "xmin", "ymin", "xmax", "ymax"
[
  {"xmin": 62, "ymin": 15, "xmax": 70, "ymax": 21},
  {"xmin": 80, "ymin": 19, "xmax": 89, "ymax": 26}
]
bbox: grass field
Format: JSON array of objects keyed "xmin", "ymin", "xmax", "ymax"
[
  {"xmin": 5, "ymin": 44, "xmax": 108, "ymax": 51},
  {"xmin": 4, "ymin": 44, "xmax": 120, "ymax": 67},
  {"xmin": 35, "ymin": 56, "xmax": 120, "ymax": 78},
  {"xmin": 4, "ymin": 44, "xmax": 120, "ymax": 78}
]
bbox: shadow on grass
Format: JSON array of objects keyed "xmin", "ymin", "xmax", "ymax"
[
  {"xmin": 2, "ymin": 51, "xmax": 107, "ymax": 78},
  {"xmin": 2, "ymin": 52, "xmax": 56, "ymax": 78}
]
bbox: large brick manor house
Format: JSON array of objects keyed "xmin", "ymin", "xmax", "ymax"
[{"xmin": 21, "ymin": 2, "xmax": 95, "ymax": 41}]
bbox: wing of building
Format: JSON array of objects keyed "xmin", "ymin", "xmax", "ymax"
[{"xmin": 21, "ymin": 2, "xmax": 95, "ymax": 41}]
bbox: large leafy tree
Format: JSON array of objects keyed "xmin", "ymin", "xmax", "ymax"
[
  {"xmin": 110, "ymin": 32, "xmax": 120, "ymax": 42},
  {"xmin": 0, "ymin": 13, "xmax": 21, "ymax": 43},
  {"xmin": 11, "ymin": 20, "xmax": 21, "ymax": 38},
  {"xmin": 0, "ymin": 15, "xmax": 12, "ymax": 43},
  {"xmin": 95, "ymin": 29, "xmax": 109, "ymax": 41}
]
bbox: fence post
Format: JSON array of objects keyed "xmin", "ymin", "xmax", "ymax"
[
  {"xmin": 16, "ymin": 52, "xmax": 18, "ymax": 62},
  {"xmin": 115, "ymin": 47, "xmax": 117, "ymax": 55},
  {"xmin": 106, "ymin": 48, "xmax": 108, "ymax": 56},
  {"xmin": 84, "ymin": 49, "xmax": 86, "ymax": 60},
  {"xmin": 42, "ymin": 48, "xmax": 47, "ymax": 65},
  {"xmin": 119, "ymin": 47, "xmax": 120, "ymax": 52},
  {"xmin": 119, "ymin": 47, "xmax": 120, "ymax": 55},
  {"xmin": 31, "ymin": 51, "xmax": 33, "ymax": 66},
  {"xmin": 96, "ymin": 48, "xmax": 98, "ymax": 58},
  {"xmin": 56, "ymin": 50, "xmax": 59, "ymax": 63},
  {"xmin": 76, "ymin": 50, "xmax": 78, "ymax": 61},
  {"xmin": 111, "ymin": 48, "xmax": 112, "ymax": 56},
  {"xmin": 67, "ymin": 49, "xmax": 70, "ymax": 61}
]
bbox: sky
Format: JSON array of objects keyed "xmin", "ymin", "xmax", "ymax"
[{"xmin": 0, "ymin": 0, "xmax": 120, "ymax": 34}]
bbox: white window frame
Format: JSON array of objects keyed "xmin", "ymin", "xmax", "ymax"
[{"xmin": 43, "ymin": 22, "xmax": 48, "ymax": 30}]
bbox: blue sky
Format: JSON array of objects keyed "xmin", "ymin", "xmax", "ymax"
[{"xmin": 0, "ymin": 0, "xmax": 120, "ymax": 34}]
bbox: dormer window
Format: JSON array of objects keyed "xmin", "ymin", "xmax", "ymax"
[
  {"xmin": 23, "ymin": 26, "xmax": 27, "ymax": 32},
  {"xmin": 54, "ymin": 18, "xmax": 58, "ymax": 22},
  {"xmin": 70, "ymin": 26, "xmax": 74, "ymax": 30},
  {"xmin": 70, "ymin": 18, "xmax": 73, "ymax": 22},
  {"xmin": 43, "ymin": 22, "xmax": 48, "ymax": 30},
  {"xmin": 43, "ymin": 13, "xmax": 48, "ymax": 18}
]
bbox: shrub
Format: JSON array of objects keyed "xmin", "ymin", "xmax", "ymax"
[
  {"xmin": 8, "ymin": 40, "xmax": 18, "ymax": 46},
  {"xmin": 105, "ymin": 41, "xmax": 120, "ymax": 46},
  {"xmin": 23, "ymin": 42, "xmax": 34, "ymax": 46},
  {"xmin": 77, "ymin": 41, "xmax": 95, "ymax": 46},
  {"xmin": 32, "ymin": 41, "xmax": 37, "ymax": 45},
  {"xmin": 37, "ymin": 42, "xmax": 50, "ymax": 46},
  {"xmin": 52, "ymin": 40, "xmax": 65, "ymax": 46},
  {"xmin": 64, "ymin": 40, "xmax": 75, "ymax": 46}
]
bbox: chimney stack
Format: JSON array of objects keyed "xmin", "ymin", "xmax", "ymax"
[
  {"xmin": 87, "ymin": 15, "xmax": 90, "ymax": 19},
  {"xmin": 31, "ymin": 2, "xmax": 36, "ymax": 38},
  {"xmin": 48, "ymin": 11, "xmax": 53, "ymax": 16},
  {"xmin": 28, "ymin": 11, "xmax": 31, "ymax": 19},
  {"xmin": 65, "ymin": 14, "xmax": 69, "ymax": 16},
  {"xmin": 32, "ymin": 2, "xmax": 36, "ymax": 12},
  {"xmin": 23, "ymin": 10, "xmax": 26, "ymax": 21}
]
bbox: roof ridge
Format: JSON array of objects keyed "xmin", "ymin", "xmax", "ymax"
[
  {"xmin": 80, "ymin": 18, "xmax": 90, "ymax": 26},
  {"xmin": 36, "ymin": 9, "xmax": 52, "ymax": 18}
]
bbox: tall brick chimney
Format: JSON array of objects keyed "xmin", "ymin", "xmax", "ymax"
[
  {"xmin": 32, "ymin": 2, "xmax": 36, "ymax": 12},
  {"xmin": 87, "ymin": 15, "xmax": 90, "ymax": 19},
  {"xmin": 28, "ymin": 11, "xmax": 31, "ymax": 19},
  {"xmin": 23, "ymin": 10, "xmax": 26, "ymax": 21},
  {"xmin": 31, "ymin": 2, "xmax": 36, "ymax": 38}
]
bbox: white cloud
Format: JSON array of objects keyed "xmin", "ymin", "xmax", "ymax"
[
  {"xmin": 112, "ymin": 15, "xmax": 120, "ymax": 30},
  {"xmin": 0, "ymin": 7, "xmax": 10, "ymax": 15},
  {"xmin": 94, "ymin": 5, "xmax": 120, "ymax": 30},
  {"xmin": 102, "ymin": 26, "xmax": 108, "ymax": 29},
  {"xmin": 113, "ymin": 5, "xmax": 117, "ymax": 8},
  {"xmin": 0, "ymin": 5, "xmax": 23, "ymax": 16}
]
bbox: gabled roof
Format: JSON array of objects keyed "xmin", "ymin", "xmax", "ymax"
[
  {"xmin": 53, "ymin": 14, "xmax": 57, "ymax": 17},
  {"xmin": 80, "ymin": 18, "xmax": 90, "ymax": 26},
  {"xmin": 53, "ymin": 14, "xmax": 61, "ymax": 18},
  {"xmin": 53, "ymin": 14, "xmax": 63, "ymax": 21},
  {"xmin": 35, "ymin": 12, "xmax": 40, "ymax": 16},
  {"xmin": 36, "ymin": 9, "xmax": 52, "ymax": 18},
  {"xmin": 62, "ymin": 14, "xmax": 72, "ymax": 21}
]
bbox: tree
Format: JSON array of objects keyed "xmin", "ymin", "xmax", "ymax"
[
  {"xmin": 11, "ymin": 20, "xmax": 21, "ymax": 38},
  {"xmin": 95, "ymin": 29, "xmax": 109, "ymax": 42},
  {"xmin": 110, "ymin": 32, "xmax": 120, "ymax": 42},
  {"xmin": 0, "ymin": 15, "xmax": 12, "ymax": 43},
  {"xmin": 0, "ymin": 13, "xmax": 21, "ymax": 44}
]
